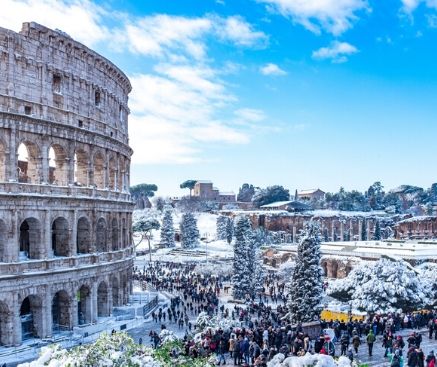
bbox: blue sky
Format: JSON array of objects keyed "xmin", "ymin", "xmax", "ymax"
[{"xmin": 3, "ymin": 0, "xmax": 437, "ymax": 196}]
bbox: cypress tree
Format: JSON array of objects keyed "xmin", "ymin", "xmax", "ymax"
[
  {"xmin": 373, "ymin": 220, "xmax": 381, "ymax": 240},
  {"xmin": 180, "ymin": 212, "xmax": 199, "ymax": 249},
  {"xmin": 160, "ymin": 209, "xmax": 175, "ymax": 248},
  {"xmin": 232, "ymin": 216, "xmax": 252, "ymax": 300},
  {"xmin": 216, "ymin": 215, "xmax": 228, "ymax": 240},
  {"xmin": 287, "ymin": 221, "xmax": 323, "ymax": 323}
]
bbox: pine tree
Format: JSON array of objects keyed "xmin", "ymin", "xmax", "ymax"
[
  {"xmin": 287, "ymin": 221, "xmax": 323, "ymax": 323},
  {"xmin": 373, "ymin": 220, "xmax": 381, "ymax": 240},
  {"xmin": 252, "ymin": 250, "xmax": 265, "ymax": 299},
  {"xmin": 160, "ymin": 209, "xmax": 175, "ymax": 247},
  {"xmin": 216, "ymin": 215, "xmax": 228, "ymax": 240},
  {"xmin": 180, "ymin": 212, "xmax": 199, "ymax": 248},
  {"xmin": 232, "ymin": 216, "xmax": 252, "ymax": 300},
  {"xmin": 226, "ymin": 217, "xmax": 234, "ymax": 244}
]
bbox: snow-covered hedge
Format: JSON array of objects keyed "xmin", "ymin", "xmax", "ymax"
[
  {"xmin": 267, "ymin": 353, "xmax": 353, "ymax": 367},
  {"xmin": 327, "ymin": 257, "xmax": 432, "ymax": 313},
  {"xmin": 19, "ymin": 332, "xmax": 213, "ymax": 367}
]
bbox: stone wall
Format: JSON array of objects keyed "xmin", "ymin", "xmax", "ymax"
[{"xmin": 0, "ymin": 22, "xmax": 134, "ymax": 347}]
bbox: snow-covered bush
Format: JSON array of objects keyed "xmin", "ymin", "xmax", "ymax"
[
  {"xmin": 417, "ymin": 262, "xmax": 437, "ymax": 306},
  {"xmin": 278, "ymin": 261, "xmax": 295, "ymax": 280},
  {"xmin": 159, "ymin": 329, "xmax": 177, "ymax": 344},
  {"xmin": 328, "ymin": 257, "xmax": 432, "ymax": 313},
  {"xmin": 267, "ymin": 353, "xmax": 352, "ymax": 367}
]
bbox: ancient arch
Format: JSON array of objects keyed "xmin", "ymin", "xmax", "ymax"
[
  {"xmin": 52, "ymin": 290, "xmax": 71, "ymax": 332},
  {"xmin": 0, "ymin": 139, "xmax": 6, "ymax": 182},
  {"xmin": 111, "ymin": 217, "xmax": 119, "ymax": 251},
  {"xmin": 111, "ymin": 276, "xmax": 120, "ymax": 307},
  {"xmin": 331, "ymin": 261, "xmax": 339, "ymax": 278},
  {"xmin": 74, "ymin": 149, "xmax": 88, "ymax": 186},
  {"xmin": 77, "ymin": 217, "xmax": 91, "ymax": 254},
  {"xmin": 20, "ymin": 295, "xmax": 43, "ymax": 340},
  {"xmin": 96, "ymin": 217, "xmax": 107, "ymax": 252},
  {"xmin": 77, "ymin": 285, "xmax": 92, "ymax": 325},
  {"xmin": 97, "ymin": 281, "xmax": 109, "ymax": 317},
  {"xmin": 0, "ymin": 300, "xmax": 11, "ymax": 346},
  {"xmin": 52, "ymin": 217, "xmax": 70, "ymax": 257},
  {"xmin": 93, "ymin": 151, "xmax": 105, "ymax": 189},
  {"xmin": 19, "ymin": 218, "xmax": 42, "ymax": 259},
  {"xmin": 17, "ymin": 142, "xmax": 40, "ymax": 184},
  {"xmin": 48, "ymin": 144, "xmax": 68, "ymax": 186},
  {"xmin": 0, "ymin": 219, "xmax": 6, "ymax": 262},
  {"xmin": 321, "ymin": 261, "xmax": 328, "ymax": 277}
]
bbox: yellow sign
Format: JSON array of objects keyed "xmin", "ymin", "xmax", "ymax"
[{"xmin": 321, "ymin": 309, "xmax": 365, "ymax": 322}]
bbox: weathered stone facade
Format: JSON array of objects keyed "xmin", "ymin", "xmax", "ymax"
[{"xmin": 0, "ymin": 22, "xmax": 134, "ymax": 346}]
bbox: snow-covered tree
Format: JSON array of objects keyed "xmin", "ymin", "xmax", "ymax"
[
  {"xmin": 216, "ymin": 215, "xmax": 228, "ymax": 240},
  {"xmin": 160, "ymin": 209, "xmax": 175, "ymax": 248},
  {"xmin": 226, "ymin": 217, "xmax": 234, "ymax": 244},
  {"xmin": 417, "ymin": 262, "xmax": 437, "ymax": 307},
  {"xmin": 287, "ymin": 222, "xmax": 323, "ymax": 323},
  {"xmin": 132, "ymin": 213, "xmax": 160, "ymax": 262},
  {"xmin": 328, "ymin": 257, "xmax": 432, "ymax": 313},
  {"xmin": 252, "ymin": 251, "xmax": 266, "ymax": 297},
  {"xmin": 232, "ymin": 216, "xmax": 252, "ymax": 300},
  {"xmin": 180, "ymin": 212, "xmax": 199, "ymax": 248}
]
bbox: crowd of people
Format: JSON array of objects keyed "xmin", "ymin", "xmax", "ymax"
[{"xmin": 133, "ymin": 261, "xmax": 437, "ymax": 367}]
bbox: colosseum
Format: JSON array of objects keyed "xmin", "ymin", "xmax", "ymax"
[{"xmin": 0, "ymin": 22, "xmax": 134, "ymax": 346}]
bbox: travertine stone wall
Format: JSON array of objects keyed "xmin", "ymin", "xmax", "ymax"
[{"xmin": 0, "ymin": 22, "xmax": 135, "ymax": 347}]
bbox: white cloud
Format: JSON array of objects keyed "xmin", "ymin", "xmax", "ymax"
[
  {"xmin": 257, "ymin": 0, "xmax": 369, "ymax": 35},
  {"xmin": 0, "ymin": 0, "xmax": 110, "ymax": 46},
  {"xmin": 234, "ymin": 108, "xmax": 266, "ymax": 123},
  {"xmin": 215, "ymin": 15, "xmax": 268, "ymax": 47},
  {"xmin": 129, "ymin": 66, "xmax": 251, "ymax": 165},
  {"xmin": 312, "ymin": 41, "xmax": 358, "ymax": 63},
  {"xmin": 260, "ymin": 63, "xmax": 287, "ymax": 75}
]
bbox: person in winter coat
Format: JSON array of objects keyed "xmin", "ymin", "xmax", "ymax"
[
  {"xmin": 417, "ymin": 348, "xmax": 425, "ymax": 367},
  {"xmin": 216, "ymin": 338, "xmax": 227, "ymax": 365},
  {"xmin": 323, "ymin": 336, "xmax": 335, "ymax": 357},
  {"xmin": 367, "ymin": 330, "xmax": 376, "ymax": 356},
  {"xmin": 340, "ymin": 332, "xmax": 350, "ymax": 356},
  {"xmin": 229, "ymin": 335, "xmax": 236, "ymax": 358},
  {"xmin": 390, "ymin": 349, "xmax": 403, "ymax": 367},
  {"xmin": 426, "ymin": 351, "xmax": 436, "ymax": 367},
  {"xmin": 234, "ymin": 336, "xmax": 242, "ymax": 365},
  {"xmin": 314, "ymin": 335, "xmax": 325, "ymax": 354},
  {"xmin": 408, "ymin": 347, "xmax": 419, "ymax": 367},
  {"xmin": 352, "ymin": 332, "xmax": 361, "ymax": 354}
]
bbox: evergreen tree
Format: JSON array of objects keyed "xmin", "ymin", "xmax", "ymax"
[
  {"xmin": 361, "ymin": 220, "xmax": 367, "ymax": 241},
  {"xmin": 287, "ymin": 222, "xmax": 323, "ymax": 323},
  {"xmin": 216, "ymin": 215, "xmax": 228, "ymax": 240},
  {"xmin": 232, "ymin": 216, "xmax": 252, "ymax": 300},
  {"xmin": 373, "ymin": 220, "xmax": 381, "ymax": 240},
  {"xmin": 226, "ymin": 217, "xmax": 234, "ymax": 244},
  {"xmin": 160, "ymin": 209, "xmax": 175, "ymax": 248},
  {"xmin": 180, "ymin": 212, "xmax": 199, "ymax": 248},
  {"xmin": 252, "ymin": 250, "xmax": 266, "ymax": 299}
]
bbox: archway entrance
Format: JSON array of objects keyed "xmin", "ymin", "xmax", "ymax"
[
  {"xmin": 52, "ymin": 290, "xmax": 71, "ymax": 332},
  {"xmin": 111, "ymin": 276, "xmax": 120, "ymax": 307},
  {"xmin": 52, "ymin": 217, "xmax": 69, "ymax": 256},
  {"xmin": 96, "ymin": 218, "xmax": 107, "ymax": 252},
  {"xmin": 111, "ymin": 218, "xmax": 118, "ymax": 251},
  {"xmin": 77, "ymin": 217, "xmax": 91, "ymax": 254},
  {"xmin": 19, "ymin": 218, "xmax": 42, "ymax": 259},
  {"xmin": 77, "ymin": 285, "xmax": 91, "ymax": 325},
  {"xmin": 97, "ymin": 282, "xmax": 109, "ymax": 317},
  {"xmin": 20, "ymin": 295, "xmax": 43, "ymax": 340}
]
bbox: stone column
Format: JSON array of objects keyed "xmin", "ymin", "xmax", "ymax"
[
  {"xmin": 292, "ymin": 226, "xmax": 296, "ymax": 243},
  {"xmin": 12, "ymin": 293, "xmax": 21, "ymax": 346},
  {"xmin": 44, "ymin": 289, "xmax": 52, "ymax": 337},
  {"xmin": 7, "ymin": 127, "xmax": 17, "ymax": 182},
  {"xmin": 331, "ymin": 220, "xmax": 335, "ymax": 241},
  {"xmin": 67, "ymin": 154, "xmax": 75, "ymax": 185},
  {"xmin": 71, "ymin": 210, "xmax": 77, "ymax": 256},
  {"xmin": 41, "ymin": 145, "xmax": 49, "ymax": 184},
  {"xmin": 108, "ymin": 284, "xmax": 113, "ymax": 316},
  {"xmin": 72, "ymin": 287, "xmax": 79, "ymax": 327},
  {"xmin": 367, "ymin": 220, "xmax": 371, "ymax": 241},
  {"xmin": 10, "ymin": 210, "xmax": 19, "ymax": 262},
  {"xmin": 45, "ymin": 209, "xmax": 52, "ymax": 258},
  {"xmin": 91, "ymin": 281, "xmax": 98, "ymax": 323}
]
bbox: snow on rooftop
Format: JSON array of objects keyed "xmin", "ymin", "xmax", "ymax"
[
  {"xmin": 219, "ymin": 192, "xmax": 235, "ymax": 196},
  {"xmin": 396, "ymin": 215, "xmax": 437, "ymax": 224},
  {"xmin": 196, "ymin": 180, "xmax": 213, "ymax": 184}
]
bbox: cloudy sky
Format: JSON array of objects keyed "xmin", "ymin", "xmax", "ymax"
[{"xmin": 3, "ymin": 0, "xmax": 437, "ymax": 196}]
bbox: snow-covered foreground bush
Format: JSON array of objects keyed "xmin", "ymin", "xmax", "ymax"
[
  {"xmin": 267, "ymin": 353, "xmax": 353, "ymax": 367},
  {"xmin": 328, "ymin": 257, "xmax": 432, "ymax": 313},
  {"xmin": 18, "ymin": 332, "xmax": 213, "ymax": 367}
]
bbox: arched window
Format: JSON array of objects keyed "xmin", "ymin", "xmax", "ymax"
[
  {"xmin": 0, "ymin": 140, "xmax": 6, "ymax": 182},
  {"xmin": 108, "ymin": 157, "xmax": 117, "ymax": 191},
  {"xmin": 20, "ymin": 295, "xmax": 43, "ymax": 340},
  {"xmin": 96, "ymin": 218, "xmax": 107, "ymax": 252},
  {"xmin": 17, "ymin": 142, "xmax": 39, "ymax": 184},
  {"xmin": 52, "ymin": 290, "xmax": 71, "ymax": 332},
  {"xmin": 111, "ymin": 276, "xmax": 119, "ymax": 307},
  {"xmin": 77, "ymin": 285, "xmax": 92, "ymax": 325},
  {"xmin": 51, "ymin": 217, "xmax": 69, "ymax": 257},
  {"xmin": 19, "ymin": 218, "xmax": 42, "ymax": 259},
  {"xmin": 77, "ymin": 217, "xmax": 91, "ymax": 254},
  {"xmin": 48, "ymin": 145, "xmax": 68, "ymax": 186},
  {"xmin": 93, "ymin": 152, "xmax": 105, "ymax": 189},
  {"xmin": 97, "ymin": 282, "xmax": 109, "ymax": 317},
  {"xmin": 111, "ymin": 218, "xmax": 119, "ymax": 251},
  {"xmin": 74, "ymin": 149, "xmax": 88, "ymax": 186}
]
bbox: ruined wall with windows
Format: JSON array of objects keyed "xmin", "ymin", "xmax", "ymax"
[{"xmin": 0, "ymin": 22, "xmax": 134, "ymax": 347}]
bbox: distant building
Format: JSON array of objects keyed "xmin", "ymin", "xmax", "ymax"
[
  {"xmin": 297, "ymin": 188, "xmax": 325, "ymax": 201},
  {"xmin": 192, "ymin": 180, "xmax": 236, "ymax": 203}
]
